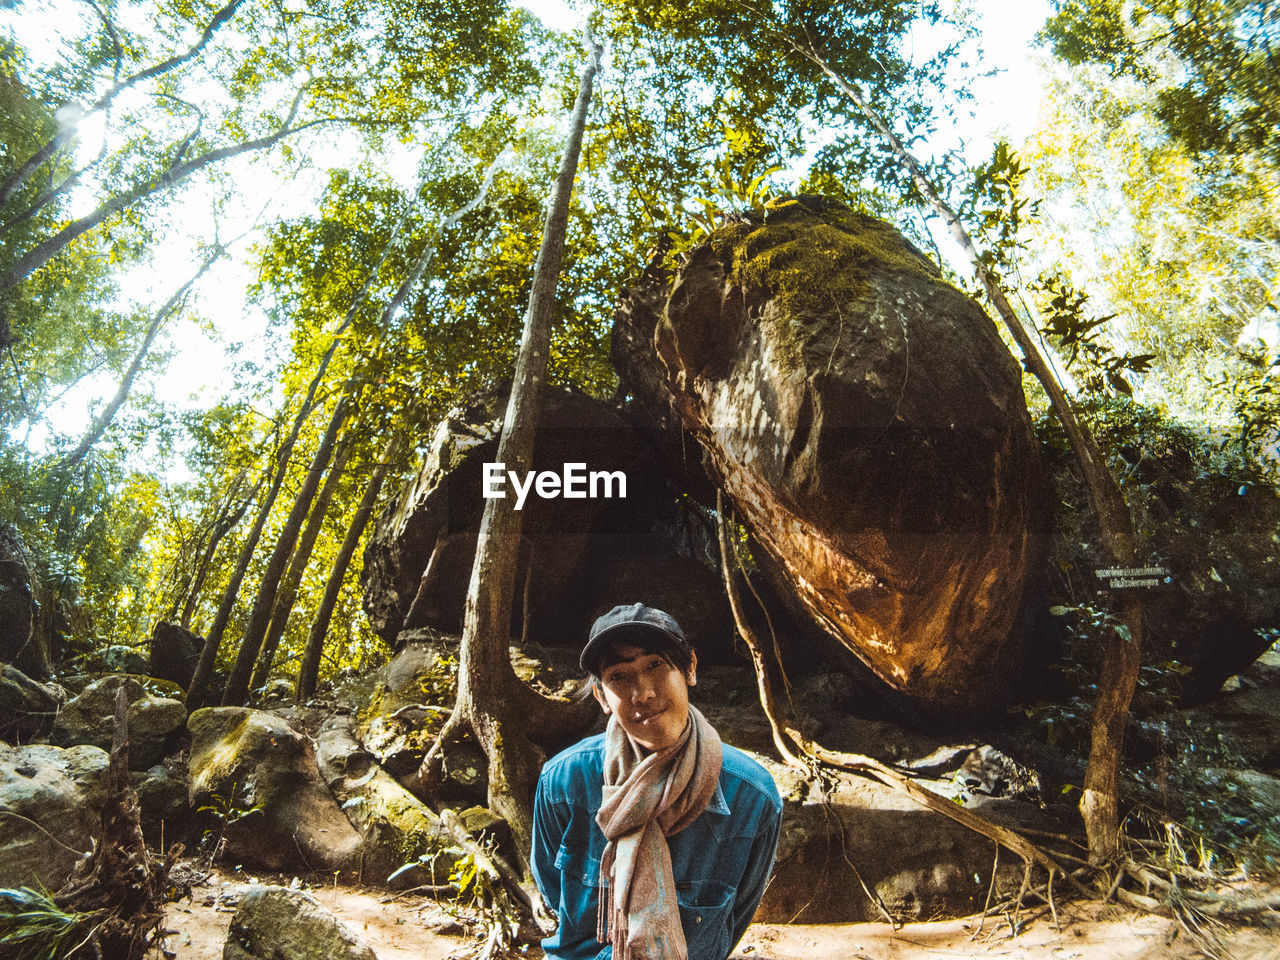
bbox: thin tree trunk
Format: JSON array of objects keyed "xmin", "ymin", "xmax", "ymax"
[
  {"xmin": 180, "ymin": 472, "xmax": 259, "ymax": 629},
  {"xmin": 222, "ymin": 391, "xmax": 354, "ymax": 705},
  {"xmin": 786, "ymin": 35, "xmax": 1144, "ymax": 865},
  {"xmin": 296, "ymin": 429, "xmax": 406, "ymax": 701},
  {"xmin": 0, "ymin": 160, "xmax": 95, "ymax": 240},
  {"xmin": 186, "ymin": 190, "xmax": 398, "ymax": 709},
  {"xmin": 186, "ymin": 436, "xmax": 289, "ymax": 709},
  {"xmin": 165, "ymin": 469, "xmax": 253, "ymax": 626},
  {"xmin": 411, "ymin": 34, "xmax": 604, "ymax": 875},
  {"xmin": 58, "ymin": 242, "xmax": 228, "ymax": 474},
  {"xmin": 249, "ymin": 424, "xmax": 358, "ymax": 691}
]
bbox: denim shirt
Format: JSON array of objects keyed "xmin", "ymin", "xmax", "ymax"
[{"xmin": 531, "ymin": 734, "xmax": 782, "ymax": 960}]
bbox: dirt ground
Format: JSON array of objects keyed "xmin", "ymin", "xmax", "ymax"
[{"xmin": 155, "ymin": 867, "xmax": 1280, "ymax": 960}]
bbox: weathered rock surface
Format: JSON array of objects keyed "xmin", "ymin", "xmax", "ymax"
[
  {"xmin": 361, "ymin": 385, "xmax": 735, "ymax": 657},
  {"xmin": 224, "ymin": 885, "xmax": 376, "ymax": 960},
  {"xmin": 188, "ymin": 707, "xmax": 362, "ymax": 872},
  {"xmin": 757, "ymin": 757, "xmax": 1066, "ymax": 923},
  {"xmin": 0, "ymin": 523, "xmax": 46, "ymax": 680},
  {"xmin": 614, "ymin": 197, "xmax": 1052, "ymax": 712},
  {"xmin": 0, "ymin": 743, "xmax": 109, "ymax": 890},
  {"xmin": 689, "ymin": 666, "xmax": 1070, "ymax": 922},
  {"xmin": 0, "ymin": 662, "xmax": 62, "ymax": 740},
  {"xmin": 53, "ymin": 675, "xmax": 187, "ymax": 769},
  {"xmin": 315, "ymin": 714, "xmax": 461, "ymax": 886},
  {"xmin": 150, "ymin": 620, "xmax": 203, "ymax": 689},
  {"xmin": 353, "ymin": 641, "xmax": 481, "ymax": 791},
  {"xmin": 131, "ymin": 755, "xmax": 190, "ymax": 846},
  {"xmin": 1042, "ymin": 401, "xmax": 1280, "ymax": 703}
]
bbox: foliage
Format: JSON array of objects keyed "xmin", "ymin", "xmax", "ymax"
[
  {"xmin": 0, "ymin": 887, "xmax": 92, "ymax": 960},
  {"xmin": 958, "ymin": 138, "xmax": 1158, "ymax": 397},
  {"xmin": 1025, "ymin": 14, "xmax": 1280, "ymax": 420},
  {"xmin": 1018, "ymin": 600, "xmax": 1280, "ymax": 867},
  {"xmin": 1040, "ymin": 0, "xmax": 1280, "ymax": 166},
  {"xmin": 196, "ymin": 781, "xmax": 264, "ymax": 867},
  {"xmin": 1212, "ymin": 341, "xmax": 1280, "ymax": 476}
]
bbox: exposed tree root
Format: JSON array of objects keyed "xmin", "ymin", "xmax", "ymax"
[
  {"xmin": 53, "ymin": 686, "xmax": 183, "ymax": 959},
  {"xmin": 715, "ymin": 496, "xmax": 1080, "ymax": 901},
  {"xmin": 716, "ymin": 499, "xmax": 1280, "ymax": 942}
]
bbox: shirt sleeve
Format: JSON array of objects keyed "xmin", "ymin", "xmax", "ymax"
[
  {"xmin": 531, "ymin": 770, "xmax": 569, "ymax": 917},
  {"xmin": 727, "ymin": 799, "xmax": 781, "ymax": 952}
]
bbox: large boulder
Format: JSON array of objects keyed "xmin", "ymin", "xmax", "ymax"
[
  {"xmin": 149, "ymin": 621, "xmax": 203, "ymax": 689},
  {"xmin": 614, "ymin": 197, "xmax": 1052, "ymax": 713},
  {"xmin": 361, "ymin": 385, "xmax": 735, "ymax": 657},
  {"xmin": 0, "ymin": 523, "xmax": 46, "ymax": 680},
  {"xmin": 314, "ymin": 715, "xmax": 462, "ymax": 886},
  {"xmin": 0, "ymin": 743, "xmax": 109, "ymax": 890},
  {"xmin": 188, "ymin": 707, "xmax": 362, "ymax": 872},
  {"xmin": 53, "ymin": 675, "xmax": 187, "ymax": 769},
  {"xmin": 224, "ymin": 886, "xmax": 376, "ymax": 960},
  {"xmin": 0, "ymin": 663, "xmax": 62, "ymax": 740}
]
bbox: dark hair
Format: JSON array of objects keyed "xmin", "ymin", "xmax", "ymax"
[{"xmin": 587, "ymin": 629, "xmax": 695, "ymax": 680}]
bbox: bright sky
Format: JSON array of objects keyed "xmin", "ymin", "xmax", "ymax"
[{"xmin": 11, "ymin": 0, "xmax": 1053, "ymax": 454}]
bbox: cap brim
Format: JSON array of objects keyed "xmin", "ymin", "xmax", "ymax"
[{"xmin": 580, "ymin": 622, "xmax": 687, "ymax": 673}]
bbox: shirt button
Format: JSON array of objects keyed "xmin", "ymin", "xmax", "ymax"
[{"xmin": 695, "ymin": 917, "xmax": 701, "ymax": 923}]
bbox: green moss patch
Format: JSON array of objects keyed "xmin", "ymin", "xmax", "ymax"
[{"xmin": 709, "ymin": 198, "xmax": 937, "ymax": 318}]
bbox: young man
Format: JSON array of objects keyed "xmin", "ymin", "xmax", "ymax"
[{"xmin": 531, "ymin": 603, "xmax": 782, "ymax": 960}]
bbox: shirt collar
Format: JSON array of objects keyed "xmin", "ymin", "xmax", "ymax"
[{"xmin": 706, "ymin": 779, "xmax": 731, "ymax": 816}]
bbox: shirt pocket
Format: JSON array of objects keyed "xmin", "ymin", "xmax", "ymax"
[
  {"xmin": 676, "ymin": 879, "xmax": 734, "ymax": 960},
  {"xmin": 554, "ymin": 842, "xmax": 603, "ymax": 936}
]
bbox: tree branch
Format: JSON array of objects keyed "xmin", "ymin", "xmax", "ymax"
[{"xmin": 0, "ymin": 0, "xmax": 247, "ymax": 209}]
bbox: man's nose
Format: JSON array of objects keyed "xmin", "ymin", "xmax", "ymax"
[{"xmin": 631, "ymin": 676, "xmax": 657, "ymax": 702}]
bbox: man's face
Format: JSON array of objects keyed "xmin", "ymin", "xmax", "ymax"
[{"xmin": 592, "ymin": 641, "xmax": 697, "ymax": 753}]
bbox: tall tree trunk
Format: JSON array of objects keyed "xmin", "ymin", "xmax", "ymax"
[
  {"xmin": 250, "ymin": 425, "xmax": 357, "ymax": 691},
  {"xmin": 296, "ymin": 429, "xmax": 406, "ymax": 700},
  {"xmin": 186, "ymin": 435, "xmax": 290, "ymax": 709},
  {"xmin": 410, "ymin": 35, "xmax": 603, "ymax": 872},
  {"xmin": 186, "ymin": 205, "xmax": 392, "ymax": 709},
  {"xmin": 787, "ymin": 36, "xmax": 1144, "ymax": 865},
  {"xmin": 222, "ymin": 391, "xmax": 354, "ymax": 705}
]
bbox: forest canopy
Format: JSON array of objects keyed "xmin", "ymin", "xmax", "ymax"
[{"xmin": 0, "ymin": 0, "xmax": 1276, "ymax": 698}]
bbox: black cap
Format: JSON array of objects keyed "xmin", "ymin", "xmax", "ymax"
[{"xmin": 581, "ymin": 602, "xmax": 691, "ymax": 674}]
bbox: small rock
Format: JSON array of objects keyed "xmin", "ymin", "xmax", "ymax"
[{"xmin": 224, "ymin": 886, "xmax": 377, "ymax": 960}]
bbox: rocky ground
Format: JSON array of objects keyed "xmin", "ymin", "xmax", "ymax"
[{"xmin": 155, "ymin": 864, "xmax": 1280, "ymax": 960}]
